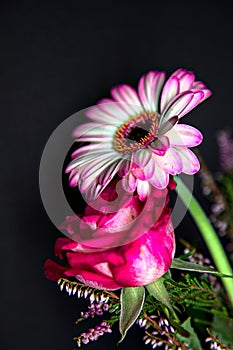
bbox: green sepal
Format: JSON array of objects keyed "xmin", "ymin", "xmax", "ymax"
[
  {"xmin": 171, "ymin": 258, "xmax": 233, "ymax": 278},
  {"xmin": 118, "ymin": 286, "xmax": 145, "ymax": 344},
  {"xmin": 177, "ymin": 317, "xmax": 202, "ymax": 350},
  {"xmin": 146, "ymin": 277, "xmax": 178, "ymax": 321}
]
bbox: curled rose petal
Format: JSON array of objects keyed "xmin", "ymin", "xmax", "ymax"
[{"xmin": 44, "ymin": 179, "xmax": 175, "ymax": 290}]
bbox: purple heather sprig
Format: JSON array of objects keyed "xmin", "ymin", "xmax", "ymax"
[
  {"xmin": 79, "ymin": 302, "xmax": 109, "ymax": 320},
  {"xmin": 137, "ymin": 314, "xmax": 189, "ymax": 350},
  {"xmin": 217, "ymin": 130, "xmax": 233, "ymax": 173},
  {"xmin": 74, "ymin": 322, "xmax": 112, "ymax": 348}
]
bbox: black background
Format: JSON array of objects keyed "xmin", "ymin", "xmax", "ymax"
[{"xmin": 1, "ymin": 1, "xmax": 233, "ymax": 349}]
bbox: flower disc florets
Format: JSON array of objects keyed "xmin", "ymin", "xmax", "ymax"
[{"xmin": 113, "ymin": 111, "xmax": 159, "ymax": 154}]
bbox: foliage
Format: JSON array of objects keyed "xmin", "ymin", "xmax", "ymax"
[{"xmin": 57, "ymin": 256, "xmax": 233, "ymax": 350}]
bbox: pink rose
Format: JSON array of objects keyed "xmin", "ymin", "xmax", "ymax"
[{"xmin": 44, "ymin": 178, "xmax": 176, "ymax": 290}]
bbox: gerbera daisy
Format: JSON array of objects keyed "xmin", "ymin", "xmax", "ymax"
[{"xmin": 66, "ymin": 68, "xmax": 211, "ymax": 201}]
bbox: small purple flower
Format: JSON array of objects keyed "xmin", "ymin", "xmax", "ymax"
[
  {"xmin": 75, "ymin": 322, "xmax": 112, "ymax": 347},
  {"xmin": 80, "ymin": 301, "xmax": 109, "ymax": 319},
  {"xmin": 217, "ymin": 129, "xmax": 233, "ymax": 172}
]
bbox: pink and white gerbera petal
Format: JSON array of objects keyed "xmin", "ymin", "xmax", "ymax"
[
  {"xmin": 69, "ymin": 168, "xmax": 81, "ymax": 187},
  {"xmin": 143, "ymin": 158, "xmax": 156, "ymax": 180},
  {"xmin": 138, "ymin": 71, "xmax": 166, "ymax": 111},
  {"xmin": 130, "ymin": 156, "xmax": 155, "ymax": 181},
  {"xmin": 72, "ymin": 122, "xmax": 117, "ymax": 141},
  {"xmin": 192, "ymin": 88, "xmax": 212, "ymax": 101},
  {"xmin": 110, "ymin": 84, "xmax": 142, "ymax": 115},
  {"xmin": 66, "ymin": 150, "xmax": 114, "ymax": 172},
  {"xmin": 137, "ymin": 179, "xmax": 150, "ymax": 201},
  {"xmin": 86, "ymin": 101, "xmax": 128, "ymax": 123},
  {"xmin": 160, "ymin": 76, "xmax": 180, "ymax": 112},
  {"xmin": 166, "ymin": 124, "xmax": 203, "ymax": 147},
  {"xmin": 158, "ymin": 116, "xmax": 178, "ymax": 136},
  {"xmin": 149, "ymin": 158, "xmax": 170, "ymax": 189},
  {"xmin": 150, "ymin": 135, "xmax": 170, "ymax": 156},
  {"xmin": 171, "ymin": 68, "xmax": 195, "ymax": 92},
  {"xmin": 81, "ymin": 155, "xmax": 119, "ymax": 180},
  {"xmin": 175, "ymin": 147, "xmax": 200, "ymax": 174},
  {"xmin": 79, "ymin": 156, "xmax": 120, "ymax": 193},
  {"xmin": 81, "ymin": 160, "xmax": 123, "ymax": 201},
  {"xmin": 153, "ymin": 148, "xmax": 183, "ymax": 175},
  {"xmin": 192, "ymin": 80, "xmax": 207, "ymax": 89},
  {"xmin": 97, "ymin": 98, "xmax": 130, "ymax": 122},
  {"xmin": 161, "ymin": 91, "xmax": 194, "ymax": 122},
  {"xmin": 133, "ymin": 149, "xmax": 152, "ymax": 168},
  {"xmin": 122, "ymin": 172, "xmax": 138, "ymax": 192},
  {"xmin": 71, "ymin": 142, "xmax": 112, "ymax": 160},
  {"xmin": 178, "ymin": 90, "xmax": 205, "ymax": 118},
  {"xmin": 98, "ymin": 159, "xmax": 124, "ymax": 186}
]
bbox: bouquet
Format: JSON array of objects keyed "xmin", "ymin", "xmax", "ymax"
[{"xmin": 41, "ymin": 68, "xmax": 233, "ymax": 349}]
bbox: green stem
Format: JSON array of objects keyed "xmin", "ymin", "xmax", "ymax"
[{"xmin": 174, "ymin": 176, "xmax": 233, "ymax": 306}]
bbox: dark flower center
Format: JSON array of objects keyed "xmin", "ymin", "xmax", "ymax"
[
  {"xmin": 127, "ymin": 126, "xmax": 150, "ymax": 143},
  {"xmin": 113, "ymin": 111, "xmax": 159, "ymax": 154}
]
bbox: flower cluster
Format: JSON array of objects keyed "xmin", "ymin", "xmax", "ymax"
[
  {"xmin": 42, "ymin": 68, "xmax": 233, "ymax": 350},
  {"xmin": 45, "ymin": 68, "xmax": 211, "ymax": 292},
  {"xmin": 57, "ymin": 278, "xmax": 112, "ymax": 302},
  {"xmin": 137, "ymin": 315, "xmax": 189, "ymax": 350},
  {"xmin": 66, "ymin": 68, "xmax": 211, "ymax": 201},
  {"xmin": 80, "ymin": 302, "xmax": 109, "ymax": 319},
  {"xmin": 74, "ymin": 322, "xmax": 112, "ymax": 347}
]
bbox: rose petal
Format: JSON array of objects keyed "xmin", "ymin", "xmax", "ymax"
[{"xmin": 44, "ymin": 259, "xmax": 68, "ymax": 281}]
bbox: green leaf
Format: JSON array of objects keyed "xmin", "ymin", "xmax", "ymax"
[
  {"xmin": 119, "ymin": 286, "xmax": 145, "ymax": 343},
  {"xmin": 146, "ymin": 277, "xmax": 178, "ymax": 320},
  {"xmin": 178, "ymin": 249, "xmax": 196, "ymax": 260},
  {"xmin": 212, "ymin": 313, "xmax": 233, "ymax": 346},
  {"xmin": 177, "ymin": 317, "xmax": 202, "ymax": 350},
  {"xmin": 171, "ymin": 258, "xmax": 233, "ymax": 278}
]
